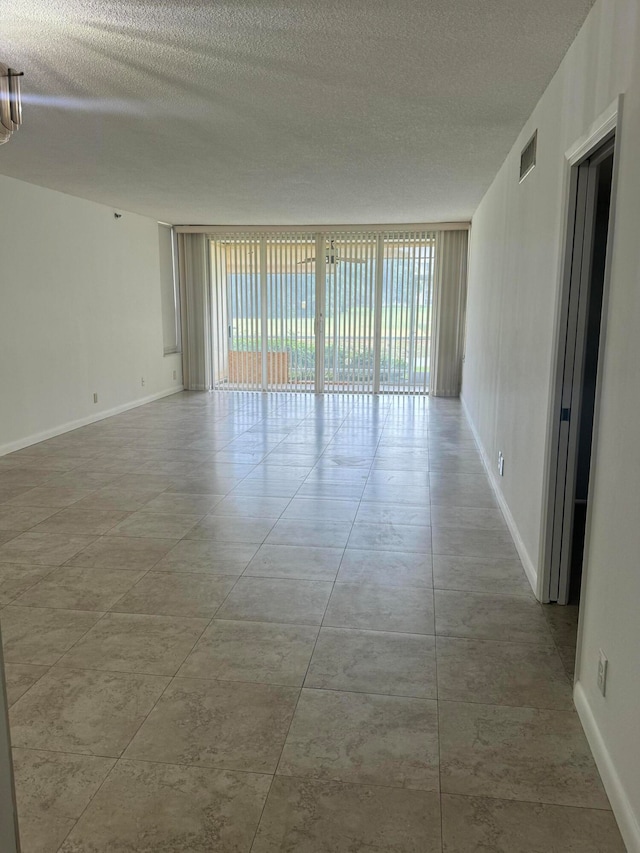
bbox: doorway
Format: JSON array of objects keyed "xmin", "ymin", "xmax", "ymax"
[{"xmin": 544, "ymin": 135, "xmax": 616, "ymax": 605}]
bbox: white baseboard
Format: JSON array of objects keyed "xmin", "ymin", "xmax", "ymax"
[
  {"xmin": 0, "ymin": 387, "xmax": 184, "ymax": 457},
  {"xmin": 574, "ymin": 682, "xmax": 640, "ymax": 853},
  {"xmin": 460, "ymin": 395, "xmax": 538, "ymax": 596}
]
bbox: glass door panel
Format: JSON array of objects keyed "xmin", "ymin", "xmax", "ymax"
[
  {"xmin": 379, "ymin": 233, "xmax": 435, "ymax": 393},
  {"xmin": 210, "ymin": 235, "xmax": 262, "ymax": 390},
  {"xmin": 323, "ymin": 232, "xmax": 378, "ymax": 393},
  {"xmin": 265, "ymin": 234, "xmax": 317, "ymax": 392}
]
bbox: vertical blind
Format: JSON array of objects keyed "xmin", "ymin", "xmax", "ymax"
[{"xmin": 178, "ymin": 227, "xmax": 468, "ymax": 396}]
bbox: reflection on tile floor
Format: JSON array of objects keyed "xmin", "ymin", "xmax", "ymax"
[{"xmin": 0, "ymin": 391, "xmax": 625, "ymax": 852}]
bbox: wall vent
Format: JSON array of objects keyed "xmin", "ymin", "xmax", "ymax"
[{"xmin": 519, "ymin": 130, "xmax": 537, "ymax": 182}]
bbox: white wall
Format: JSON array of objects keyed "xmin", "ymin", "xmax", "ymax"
[
  {"xmin": 462, "ymin": 0, "xmax": 640, "ymax": 848},
  {"xmin": 0, "ymin": 176, "xmax": 183, "ymax": 453}
]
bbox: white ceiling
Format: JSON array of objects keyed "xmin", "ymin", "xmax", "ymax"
[{"xmin": 2, "ymin": 0, "xmax": 595, "ymax": 225}]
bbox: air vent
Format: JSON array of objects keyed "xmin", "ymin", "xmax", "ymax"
[{"xmin": 520, "ymin": 130, "xmax": 537, "ymax": 182}]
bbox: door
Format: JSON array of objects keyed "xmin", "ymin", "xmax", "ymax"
[
  {"xmin": 322, "ymin": 233, "xmax": 378, "ymax": 394},
  {"xmin": 546, "ymin": 137, "xmax": 615, "ymax": 604},
  {"xmin": 265, "ymin": 234, "xmax": 318, "ymax": 392},
  {"xmin": 211, "ymin": 235, "xmax": 262, "ymax": 391},
  {"xmin": 379, "ymin": 233, "xmax": 435, "ymax": 394}
]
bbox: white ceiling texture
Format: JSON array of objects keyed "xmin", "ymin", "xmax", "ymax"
[{"xmin": 2, "ymin": 0, "xmax": 595, "ymax": 225}]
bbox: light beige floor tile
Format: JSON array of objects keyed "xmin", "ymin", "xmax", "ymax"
[
  {"xmin": 324, "ymin": 583, "xmax": 434, "ymax": 634},
  {"xmin": 166, "ymin": 475, "xmax": 243, "ymax": 495},
  {"xmin": 125, "ymin": 677, "xmax": 299, "ymax": 773},
  {"xmin": 14, "ymin": 566, "xmax": 146, "ymax": 610},
  {"xmin": 29, "ymin": 508, "xmax": 129, "ymax": 535},
  {"xmin": 428, "ymin": 457, "xmax": 484, "ymax": 474},
  {"xmin": 282, "ymin": 498, "xmax": 360, "ymax": 523},
  {"xmin": 186, "ymin": 515, "xmax": 276, "ymax": 544},
  {"xmin": 4, "ymin": 663, "xmax": 49, "ymax": 706},
  {"xmin": 557, "ymin": 644, "xmax": 577, "ymax": 680},
  {"xmin": 439, "ymin": 701, "xmax": 610, "ymax": 808},
  {"xmin": 1, "ymin": 606, "xmax": 102, "ymax": 665},
  {"xmin": 306, "ymin": 628, "xmax": 436, "ymax": 698},
  {"xmin": 9, "ymin": 667, "xmax": 169, "ymax": 756},
  {"xmin": 112, "ymin": 572, "xmax": 236, "ymax": 618},
  {"xmin": 366, "ymin": 470, "xmax": 430, "ymax": 487},
  {"xmin": 361, "ymin": 484, "xmax": 431, "ymax": 506},
  {"xmin": 441, "ymin": 794, "xmax": 625, "ymax": 852},
  {"xmin": 109, "ymin": 511, "xmax": 202, "ymax": 539},
  {"xmin": 138, "ymin": 492, "xmax": 224, "ymax": 515},
  {"xmin": 210, "ymin": 494, "xmax": 291, "ymax": 519},
  {"xmin": 178, "ymin": 619, "xmax": 318, "ymax": 686},
  {"xmin": 347, "ymin": 522, "xmax": 432, "ymax": 553},
  {"xmin": 432, "ymin": 526, "xmax": 519, "ymax": 560},
  {"xmin": 436, "ymin": 637, "xmax": 573, "ymax": 709},
  {"xmin": 60, "ymin": 612, "xmax": 208, "ymax": 675},
  {"xmin": 296, "ymin": 482, "xmax": 365, "ymax": 501},
  {"xmin": 430, "ymin": 505, "xmax": 507, "ymax": 529},
  {"xmin": 58, "ymin": 759, "xmax": 271, "ymax": 853},
  {"xmin": 265, "ymin": 518, "xmax": 352, "ymax": 549},
  {"xmin": 337, "ymin": 549, "xmax": 432, "ymax": 587},
  {"xmin": 0, "ymin": 469, "xmax": 51, "ymax": 488},
  {"xmin": 253, "ymin": 777, "xmax": 442, "ymax": 853},
  {"xmin": 278, "ymin": 688, "xmax": 439, "ymax": 791},
  {"xmin": 72, "ymin": 486, "xmax": 165, "ymax": 511},
  {"xmin": 6, "ymin": 486, "xmax": 98, "ymax": 508},
  {"xmin": 543, "ymin": 603, "xmax": 579, "ymax": 648},
  {"xmin": 13, "ymin": 748, "xmax": 115, "ymax": 853},
  {"xmin": 154, "ymin": 540, "xmax": 258, "ymax": 575},
  {"xmin": 429, "ymin": 474, "xmax": 496, "ymax": 508},
  {"xmin": 0, "ymin": 564, "xmax": 55, "ymax": 605},
  {"xmin": 0, "ymin": 532, "xmax": 97, "ymax": 566},
  {"xmin": 65, "ymin": 535, "xmax": 177, "ymax": 570},
  {"xmin": 244, "ymin": 544, "xmax": 342, "ymax": 581},
  {"xmin": 354, "ymin": 503, "xmax": 430, "ymax": 526},
  {"xmin": 216, "ymin": 577, "xmax": 332, "ymax": 625},
  {"xmin": 0, "ymin": 531, "xmax": 19, "ymax": 546},
  {"xmin": 433, "ymin": 555, "xmax": 531, "ymax": 595},
  {"xmin": 0, "ymin": 505, "xmax": 60, "ymax": 532},
  {"xmin": 435, "ymin": 589, "xmax": 552, "ymax": 643},
  {"xmin": 46, "ymin": 471, "xmax": 120, "ymax": 490}
]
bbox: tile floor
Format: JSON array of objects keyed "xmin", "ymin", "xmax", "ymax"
[{"xmin": 0, "ymin": 391, "xmax": 626, "ymax": 852}]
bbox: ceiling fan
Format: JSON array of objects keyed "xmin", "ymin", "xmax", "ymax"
[{"xmin": 297, "ymin": 239, "xmax": 367, "ymax": 266}]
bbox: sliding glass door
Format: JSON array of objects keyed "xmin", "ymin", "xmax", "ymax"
[
  {"xmin": 265, "ymin": 234, "xmax": 318, "ymax": 391},
  {"xmin": 379, "ymin": 233, "xmax": 435, "ymax": 394},
  {"xmin": 322, "ymin": 232, "xmax": 378, "ymax": 393},
  {"xmin": 209, "ymin": 230, "xmax": 436, "ymax": 394}
]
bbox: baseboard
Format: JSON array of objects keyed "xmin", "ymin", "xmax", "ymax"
[
  {"xmin": 0, "ymin": 386, "xmax": 184, "ymax": 457},
  {"xmin": 574, "ymin": 682, "xmax": 640, "ymax": 852},
  {"xmin": 460, "ymin": 395, "xmax": 538, "ymax": 596}
]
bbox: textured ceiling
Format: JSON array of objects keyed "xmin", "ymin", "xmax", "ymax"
[{"xmin": 2, "ymin": 0, "xmax": 595, "ymax": 225}]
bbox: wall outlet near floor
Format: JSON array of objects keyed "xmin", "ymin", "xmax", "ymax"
[
  {"xmin": 172, "ymin": 369, "xmax": 177, "ymax": 380},
  {"xmin": 93, "ymin": 393, "xmax": 98, "ymax": 404},
  {"xmin": 498, "ymin": 451, "xmax": 505, "ymax": 476},
  {"xmin": 597, "ymin": 649, "xmax": 608, "ymax": 696},
  {"xmin": 141, "ymin": 377, "xmax": 145, "ymax": 387}
]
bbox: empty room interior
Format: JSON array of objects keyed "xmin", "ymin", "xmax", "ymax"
[{"xmin": 1, "ymin": 0, "xmax": 639, "ymax": 851}]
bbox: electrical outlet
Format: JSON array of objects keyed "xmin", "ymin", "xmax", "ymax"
[
  {"xmin": 597, "ymin": 649, "xmax": 608, "ymax": 696},
  {"xmin": 93, "ymin": 393, "xmax": 98, "ymax": 404},
  {"xmin": 498, "ymin": 451, "xmax": 505, "ymax": 477},
  {"xmin": 172, "ymin": 370, "xmax": 177, "ymax": 380},
  {"xmin": 141, "ymin": 377, "xmax": 145, "ymax": 387}
]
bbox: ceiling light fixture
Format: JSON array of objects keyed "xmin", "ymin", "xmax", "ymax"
[{"xmin": 0, "ymin": 63, "xmax": 24, "ymax": 145}]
